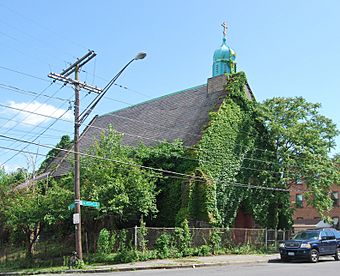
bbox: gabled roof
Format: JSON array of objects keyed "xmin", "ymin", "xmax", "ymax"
[{"xmin": 50, "ymin": 76, "xmax": 239, "ymax": 177}]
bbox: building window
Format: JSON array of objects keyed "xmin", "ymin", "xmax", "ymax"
[
  {"xmin": 331, "ymin": 192, "xmax": 339, "ymax": 207},
  {"xmin": 296, "ymin": 194, "xmax": 303, "ymax": 208}
]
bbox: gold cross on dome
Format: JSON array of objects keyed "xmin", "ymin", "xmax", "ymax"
[{"xmin": 221, "ymin": 21, "xmax": 228, "ymax": 37}]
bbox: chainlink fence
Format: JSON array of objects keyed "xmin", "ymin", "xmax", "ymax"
[{"xmin": 120, "ymin": 227, "xmax": 291, "ymax": 251}]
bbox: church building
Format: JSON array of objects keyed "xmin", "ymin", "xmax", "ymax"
[{"xmin": 48, "ymin": 23, "xmax": 290, "ymax": 229}]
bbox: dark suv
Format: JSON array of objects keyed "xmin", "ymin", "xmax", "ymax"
[{"xmin": 279, "ymin": 228, "xmax": 340, "ymax": 263}]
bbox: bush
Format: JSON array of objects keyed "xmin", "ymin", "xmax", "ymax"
[
  {"xmin": 117, "ymin": 229, "xmax": 127, "ymax": 252},
  {"xmin": 138, "ymin": 222, "xmax": 148, "ymax": 252},
  {"xmin": 210, "ymin": 228, "xmax": 222, "ymax": 254},
  {"xmin": 114, "ymin": 250, "xmax": 139, "ymax": 263},
  {"xmin": 109, "ymin": 231, "xmax": 116, "ymax": 253},
  {"xmin": 196, "ymin": 245, "xmax": 211, "ymax": 256},
  {"xmin": 97, "ymin": 228, "xmax": 111, "ymax": 255},
  {"xmin": 155, "ymin": 233, "xmax": 171, "ymax": 258},
  {"xmin": 173, "ymin": 219, "xmax": 191, "ymax": 256}
]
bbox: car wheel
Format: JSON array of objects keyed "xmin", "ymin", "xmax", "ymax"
[
  {"xmin": 280, "ymin": 255, "xmax": 289, "ymax": 262},
  {"xmin": 334, "ymin": 248, "xmax": 340, "ymax": 261},
  {"xmin": 309, "ymin": 249, "xmax": 319, "ymax": 263}
]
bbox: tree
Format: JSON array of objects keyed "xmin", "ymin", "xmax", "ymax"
[
  {"xmin": 79, "ymin": 126, "xmax": 159, "ymax": 250},
  {"xmin": 39, "ymin": 135, "xmax": 72, "ymax": 172},
  {"xmin": 1, "ymin": 178, "xmax": 72, "ymax": 259},
  {"xmin": 258, "ymin": 97, "xmax": 339, "ymax": 217}
]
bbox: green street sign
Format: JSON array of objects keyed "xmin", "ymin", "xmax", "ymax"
[
  {"xmin": 68, "ymin": 200, "xmax": 100, "ymax": 210},
  {"xmin": 68, "ymin": 202, "xmax": 75, "ymax": 210},
  {"xmin": 81, "ymin": 200, "xmax": 100, "ymax": 208}
]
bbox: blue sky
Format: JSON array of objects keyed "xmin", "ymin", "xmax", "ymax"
[{"xmin": 0, "ymin": 0, "xmax": 339, "ymax": 172}]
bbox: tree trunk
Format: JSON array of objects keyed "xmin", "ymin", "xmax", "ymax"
[{"xmin": 25, "ymin": 223, "xmax": 42, "ymax": 259}]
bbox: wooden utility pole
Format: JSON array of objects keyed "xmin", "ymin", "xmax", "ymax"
[
  {"xmin": 48, "ymin": 50, "xmax": 146, "ymax": 260},
  {"xmin": 48, "ymin": 51, "xmax": 102, "ymax": 261},
  {"xmin": 74, "ymin": 64, "xmax": 82, "ymax": 260}
]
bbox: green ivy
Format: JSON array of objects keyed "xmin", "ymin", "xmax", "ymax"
[{"xmin": 196, "ymin": 72, "xmax": 291, "ymax": 228}]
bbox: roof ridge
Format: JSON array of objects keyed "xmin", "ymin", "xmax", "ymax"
[{"xmin": 101, "ymin": 83, "xmax": 207, "ymax": 117}]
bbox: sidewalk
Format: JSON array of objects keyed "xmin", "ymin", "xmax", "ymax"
[
  {"xmin": 88, "ymin": 253, "xmax": 280, "ymax": 272},
  {"xmin": 1, "ymin": 254, "xmax": 280, "ymax": 275}
]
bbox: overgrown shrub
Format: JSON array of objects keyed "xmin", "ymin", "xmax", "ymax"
[
  {"xmin": 114, "ymin": 250, "xmax": 139, "ymax": 263},
  {"xmin": 117, "ymin": 229, "xmax": 127, "ymax": 252},
  {"xmin": 154, "ymin": 233, "xmax": 171, "ymax": 258},
  {"xmin": 173, "ymin": 219, "xmax": 191, "ymax": 256},
  {"xmin": 210, "ymin": 228, "xmax": 222, "ymax": 254},
  {"xmin": 109, "ymin": 231, "xmax": 116, "ymax": 253},
  {"xmin": 196, "ymin": 245, "xmax": 211, "ymax": 256},
  {"xmin": 97, "ymin": 228, "xmax": 110, "ymax": 255},
  {"xmin": 138, "ymin": 222, "xmax": 148, "ymax": 252}
]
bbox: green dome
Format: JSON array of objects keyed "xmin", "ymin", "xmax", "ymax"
[{"xmin": 213, "ymin": 37, "xmax": 236, "ymax": 62}]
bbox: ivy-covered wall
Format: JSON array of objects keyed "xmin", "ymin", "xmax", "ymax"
[
  {"xmin": 147, "ymin": 72, "xmax": 292, "ymax": 229},
  {"xmin": 196, "ymin": 72, "xmax": 291, "ymax": 228}
]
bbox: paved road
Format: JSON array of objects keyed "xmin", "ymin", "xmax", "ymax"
[{"xmin": 62, "ymin": 258, "xmax": 339, "ymax": 276}]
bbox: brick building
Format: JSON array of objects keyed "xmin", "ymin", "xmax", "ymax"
[{"xmin": 290, "ymin": 181, "xmax": 339, "ymax": 230}]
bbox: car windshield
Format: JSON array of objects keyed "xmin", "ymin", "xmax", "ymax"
[{"xmin": 293, "ymin": 231, "xmax": 319, "ymax": 240}]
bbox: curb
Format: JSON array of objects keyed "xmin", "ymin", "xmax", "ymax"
[{"xmin": 0, "ymin": 258, "xmax": 279, "ymax": 275}]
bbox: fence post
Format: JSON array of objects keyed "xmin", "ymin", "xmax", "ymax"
[
  {"xmin": 134, "ymin": 225, "xmax": 138, "ymax": 250},
  {"xmin": 265, "ymin": 228, "xmax": 268, "ymax": 249},
  {"xmin": 275, "ymin": 229, "xmax": 278, "ymax": 248}
]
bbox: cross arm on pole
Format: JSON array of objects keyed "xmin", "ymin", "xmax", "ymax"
[{"xmin": 48, "ymin": 72, "xmax": 103, "ymax": 94}]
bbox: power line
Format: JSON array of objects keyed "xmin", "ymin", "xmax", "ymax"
[
  {"xmin": 0, "ymin": 116, "xmax": 72, "ymax": 136},
  {"xmin": 0, "ymin": 65, "xmax": 51, "ymax": 82},
  {"xmin": 1, "ymin": 106, "xmax": 72, "ymax": 166},
  {"xmin": 0, "ymin": 97, "xmax": 302, "ymax": 175},
  {"xmin": 0, "ymin": 103, "xmax": 72, "ymax": 124},
  {"xmin": 0, "ymin": 127, "xmax": 69, "ymax": 140},
  {"xmin": 0, "ymin": 100, "xmax": 295, "ymax": 171},
  {"xmin": 0, "ymin": 83, "xmax": 70, "ymax": 153},
  {"xmin": 0, "ymin": 67, "xmax": 286, "ymax": 160},
  {"xmin": 0, "ymin": 145, "xmax": 46, "ymax": 157},
  {"xmin": 0, "ymin": 30, "xmax": 62, "ymax": 67},
  {"xmin": 81, "ymin": 68, "xmax": 151, "ymax": 99},
  {"xmin": 0, "ymin": 3, "xmax": 88, "ymax": 52},
  {"xmin": 0, "ymin": 17, "xmax": 79, "ymax": 66},
  {"xmin": 0, "ymin": 82, "xmax": 71, "ymax": 103},
  {"xmin": 0, "ymin": 112, "xmax": 284, "ymax": 178},
  {"xmin": 0, "ymin": 133, "xmax": 299, "ymax": 193}
]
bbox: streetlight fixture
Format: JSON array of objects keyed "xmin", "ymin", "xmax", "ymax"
[{"xmin": 134, "ymin": 52, "xmax": 147, "ymax": 60}]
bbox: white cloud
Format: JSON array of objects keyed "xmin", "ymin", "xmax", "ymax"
[
  {"xmin": 7, "ymin": 101, "xmax": 72, "ymax": 126},
  {"xmin": 2, "ymin": 164, "xmax": 21, "ymax": 173}
]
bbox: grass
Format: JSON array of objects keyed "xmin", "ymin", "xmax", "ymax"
[{"xmin": 0, "ymin": 243, "xmax": 278, "ymax": 274}]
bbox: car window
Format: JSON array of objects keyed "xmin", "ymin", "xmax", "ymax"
[
  {"xmin": 320, "ymin": 231, "xmax": 327, "ymax": 239},
  {"xmin": 330, "ymin": 229, "xmax": 340, "ymax": 239},
  {"xmin": 336, "ymin": 231, "xmax": 340, "ymax": 239},
  {"xmin": 327, "ymin": 229, "xmax": 340, "ymax": 239},
  {"xmin": 325, "ymin": 230, "xmax": 335, "ymax": 239},
  {"xmin": 293, "ymin": 231, "xmax": 319, "ymax": 240}
]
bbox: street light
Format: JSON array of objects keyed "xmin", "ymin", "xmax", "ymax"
[
  {"xmin": 78, "ymin": 52, "xmax": 147, "ymax": 125},
  {"xmin": 134, "ymin": 52, "xmax": 147, "ymax": 60}
]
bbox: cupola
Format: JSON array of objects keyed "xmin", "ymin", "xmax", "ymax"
[{"xmin": 212, "ymin": 22, "xmax": 236, "ymax": 77}]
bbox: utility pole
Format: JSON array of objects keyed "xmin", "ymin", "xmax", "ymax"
[
  {"xmin": 73, "ymin": 65, "xmax": 82, "ymax": 260},
  {"xmin": 48, "ymin": 51, "xmax": 102, "ymax": 261},
  {"xmin": 48, "ymin": 50, "xmax": 146, "ymax": 260}
]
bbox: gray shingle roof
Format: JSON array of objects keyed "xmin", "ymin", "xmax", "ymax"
[{"xmin": 50, "ymin": 80, "xmax": 229, "ymax": 177}]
